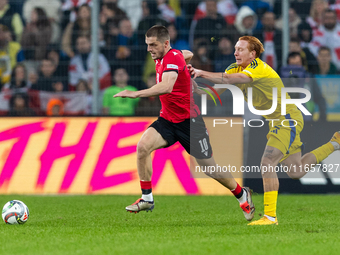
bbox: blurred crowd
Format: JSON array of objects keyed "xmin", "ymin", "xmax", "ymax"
[{"xmin": 0, "ymin": 0, "xmax": 339, "ymax": 117}]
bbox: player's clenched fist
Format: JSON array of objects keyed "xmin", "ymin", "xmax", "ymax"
[
  {"xmin": 113, "ymin": 90, "xmax": 139, "ymax": 98},
  {"xmin": 187, "ymin": 64, "xmax": 202, "ymax": 79}
]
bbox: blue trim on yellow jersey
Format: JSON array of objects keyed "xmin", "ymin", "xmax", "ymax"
[
  {"xmin": 249, "ymin": 60, "xmax": 258, "ymax": 69},
  {"xmin": 227, "ymin": 63, "xmax": 237, "ymax": 71},
  {"xmin": 285, "ymin": 113, "xmax": 296, "ymax": 153}
]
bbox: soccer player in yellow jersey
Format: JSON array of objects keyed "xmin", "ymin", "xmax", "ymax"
[{"xmin": 188, "ymin": 36, "xmax": 340, "ymax": 225}]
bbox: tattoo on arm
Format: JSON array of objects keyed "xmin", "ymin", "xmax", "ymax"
[{"xmin": 263, "ymin": 148, "xmax": 274, "ymax": 159}]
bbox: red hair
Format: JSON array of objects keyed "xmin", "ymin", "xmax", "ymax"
[{"xmin": 238, "ymin": 36, "xmax": 265, "ymax": 58}]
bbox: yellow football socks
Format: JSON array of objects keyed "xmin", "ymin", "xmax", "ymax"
[
  {"xmin": 264, "ymin": 191, "xmax": 278, "ymax": 218},
  {"xmin": 311, "ymin": 142, "xmax": 334, "ymax": 163}
]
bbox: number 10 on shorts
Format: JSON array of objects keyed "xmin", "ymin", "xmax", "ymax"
[{"xmin": 199, "ymin": 138, "xmax": 209, "ymax": 153}]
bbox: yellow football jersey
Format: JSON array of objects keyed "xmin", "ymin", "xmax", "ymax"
[{"xmin": 225, "ymin": 58, "xmax": 297, "ymax": 119}]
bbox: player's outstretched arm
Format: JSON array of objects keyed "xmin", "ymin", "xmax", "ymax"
[
  {"xmin": 113, "ymin": 71, "xmax": 178, "ymax": 98},
  {"xmin": 187, "ymin": 64, "xmax": 253, "ymax": 84},
  {"xmin": 182, "ymin": 50, "xmax": 193, "ymax": 64}
]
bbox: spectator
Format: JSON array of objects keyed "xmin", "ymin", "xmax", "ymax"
[
  {"xmin": 135, "ymin": 73, "xmax": 162, "ymax": 116},
  {"xmin": 214, "ymin": 35, "xmax": 234, "ymax": 72},
  {"xmin": 69, "ymin": 35, "xmax": 111, "ymax": 90},
  {"xmin": 102, "ymin": 68, "xmax": 139, "ymax": 116},
  {"xmin": 52, "ymin": 81, "xmax": 65, "ymax": 93},
  {"xmin": 31, "ymin": 59, "xmax": 57, "ymax": 91},
  {"xmin": 76, "ymin": 79, "xmax": 92, "ymax": 114},
  {"xmin": 23, "ymin": 0, "xmax": 62, "ymax": 43},
  {"xmin": 0, "ymin": 25, "xmax": 21, "ymax": 89},
  {"xmin": 100, "ymin": 2, "xmax": 127, "ymax": 39},
  {"xmin": 100, "ymin": 4, "xmax": 127, "ymax": 66},
  {"xmin": 291, "ymin": 0, "xmax": 312, "ymax": 20},
  {"xmin": 280, "ymin": 52, "xmax": 327, "ymax": 121},
  {"xmin": 289, "ymin": 38, "xmax": 318, "ymax": 73},
  {"xmin": 61, "ymin": 0, "xmax": 92, "ymax": 29},
  {"xmin": 115, "ymin": 19, "xmax": 136, "ymax": 61},
  {"xmin": 23, "ymin": 0, "xmax": 62, "ymax": 28},
  {"xmin": 46, "ymin": 45, "xmax": 69, "ymax": 86},
  {"xmin": 254, "ymin": 11, "xmax": 282, "ymax": 70},
  {"xmin": 234, "ymin": 6, "xmax": 257, "ymax": 36},
  {"xmin": 167, "ymin": 23, "xmax": 190, "ymax": 50},
  {"xmin": 329, "ymin": 0, "xmax": 340, "ymax": 21},
  {"xmin": 193, "ymin": 0, "xmax": 238, "ymax": 25},
  {"xmin": 61, "ymin": 0, "xmax": 92, "ymax": 24},
  {"xmin": 62, "ymin": 4, "xmax": 91, "ymax": 58},
  {"xmin": 0, "ymin": 0, "xmax": 24, "ymax": 42},
  {"xmin": 298, "ymin": 22, "xmax": 314, "ymax": 49},
  {"xmin": 116, "ymin": 0, "xmax": 143, "ymax": 30},
  {"xmin": 46, "ymin": 98, "xmax": 64, "ymax": 116},
  {"xmin": 138, "ymin": 1, "xmax": 168, "ymax": 85},
  {"xmin": 191, "ymin": 41, "xmax": 213, "ymax": 72},
  {"xmin": 0, "ymin": 25, "xmax": 22, "ymax": 69},
  {"xmin": 111, "ymin": 18, "xmax": 141, "ymax": 86},
  {"xmin": 241, "ymin": 0, "xmax": 272, "ymax": 28},
  {"xmin": 9, "ymin": 64, "xmax": 28, "ymax": 90},
  {"xmin": 306, "ymin": 0, "xmax": 328, "ymax": 30},
  {"xmin": 276, "ymin": 8, "xmax": 302, "ymax": 38},
  {"xmin": 156, "ymin": 0, "xmax": 176, "ymax": 23},
  {"xmin": 309, "ymin": 9, "xmax": 340, "ymax": 70},
  {"xmin": 315, "ymin": 46, "xmax": 338, "ymax": 75},
  {"xmin": 21, "ymin": 7, "xmax": 52, "ymax": 61},
  {"xmin": 137, "ymin": 0, "xmax": 168, "ymax": 45},
  {"xmin": 193, "ymin": 0, "xmax": 228, "ymax": 53},
  {"xmin": 8, "ymin": 92, "xmax": 36, "ymax": 116},
  {"xmin": 101, "ymin": 16, "xmax": 120, "ymax": 47},
  {"xmin": 274, "ymin": 0, "xmax": 311, "ymax": 20}
]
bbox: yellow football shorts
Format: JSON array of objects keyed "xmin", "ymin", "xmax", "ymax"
[{"xmin": 266, "ymin": 108, "xmax": 304, "ymax": 162}]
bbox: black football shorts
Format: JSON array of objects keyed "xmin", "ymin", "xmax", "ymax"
[{"xmin": 149, "ymin": 115, "xmax": 212, "ymax": 159}]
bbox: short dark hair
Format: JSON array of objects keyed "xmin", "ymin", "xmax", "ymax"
[
  {"xmin": 77, "ymin": 35, "xmax": 90, "ymax": 42},
  {"xmin": 145, "ymin": 25, "xmax": 170, "ymax": 42},
  {"xmin": 318, "ymin": 46, "xmax": 331, "ymax": 54},
  {"xmin": 289, "ymin": 38, "xmax": 300, "ymax": 44},
  {"xmin": 287, "ymin": 52, "xmax": 302, "ymax": 64}
]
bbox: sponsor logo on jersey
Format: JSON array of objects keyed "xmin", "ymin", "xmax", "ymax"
[{"xmin": 167, "ymin": 64, "xmax": 178, "ymax": 70}]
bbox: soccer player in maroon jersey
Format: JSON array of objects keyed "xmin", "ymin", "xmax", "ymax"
[{"xmin": 114, "ymin": 25, "xmax": 255, "ymax": 221}]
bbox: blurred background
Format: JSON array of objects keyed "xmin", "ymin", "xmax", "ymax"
[{"xmin": 0, "ymin": 0, "xmax": 339, "ymax": 195}]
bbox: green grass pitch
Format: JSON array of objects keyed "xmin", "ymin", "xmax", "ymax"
[{"xmin": 0, "ymin": 194, "xmax": 339, "ymax": 255}]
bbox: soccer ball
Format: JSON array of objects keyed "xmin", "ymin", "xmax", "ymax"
[{"xmin": 2, "ymin": 200, "xmax": 29, "ymax": 224}]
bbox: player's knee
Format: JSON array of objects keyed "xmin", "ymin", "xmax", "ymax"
[
  {"xmin": 136, "ymin": 141, "xmax": 150, "ymax": 158},
  {"xmin": 287, "ymin": 172, "xmax": 300, "ymax": 180},
  {"xmin": 201, "ymin": 168, "xmax": 215, "ymax": 178},
  {"xmin": 286, "ymin": 162, "xmax": 303, "ymax": 180},
  {"xmin": 261, "ymin": 157, "xmax": 276, "ymax": 169},
  {"xmin": 203, "ymin": 171, "xmax": 214, "ymax": 178}
]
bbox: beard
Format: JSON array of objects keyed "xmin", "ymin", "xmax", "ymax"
[
  {"xmin": 152, "ymin": 49, "xmax": 164, "ymax": 60},
  {"xmin": 324, "ymin": 23, "xmax": 336, "ymax": 30}
]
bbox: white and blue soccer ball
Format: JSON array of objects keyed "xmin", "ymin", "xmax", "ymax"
[{"xmin": 2, "ymin": 200, "xmax": 29, "ymax": 224}]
